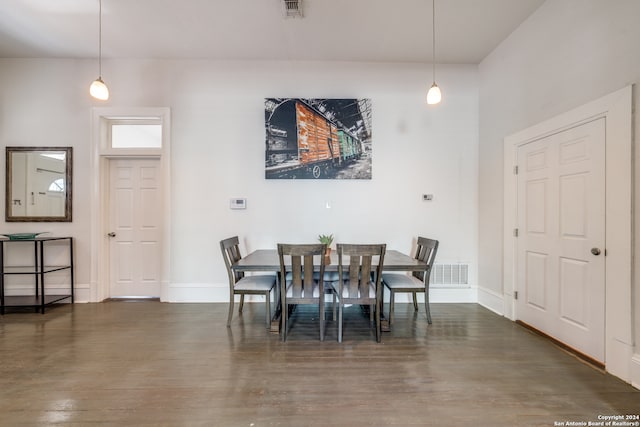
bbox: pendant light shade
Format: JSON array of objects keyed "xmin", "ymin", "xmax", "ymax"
[
  {"xmin": 90, "ymin": 77, "xmax": 109, "ymax": 100},
  {"xmin": 90, "ymin": 0, "xmax": 109, "ymax": 100},
  {"xmin": 427, "ymin": 0, "xmax": 441, "ymax": 105},
  {"xmin": 427, "ymin": 82, "xmax": 441, "ymax": 105}
]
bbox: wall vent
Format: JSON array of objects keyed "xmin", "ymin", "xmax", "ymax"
[
  {"xmin": 283, "ymin": 0, "xmax": 303, "ymax": 18},
  {"xmin": 431, "ymin": 263, "xmax": 469, "ymax": 287}
]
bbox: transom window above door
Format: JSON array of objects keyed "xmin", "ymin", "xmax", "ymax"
[{"xmin": 109, "ymin": 122, "xmax": 162, "ymax": 149}]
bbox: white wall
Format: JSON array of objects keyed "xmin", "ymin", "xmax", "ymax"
[
  {"xmin": 0, "ymin": 59, "xmax": 94, "ymax": 293},
  {"xmin": 478, "ymin": 0, "xmax": 640, "ymax": 384},
  {"xmin": 0, "ymin": 58, "xmax": 479, "ymax": 304}
]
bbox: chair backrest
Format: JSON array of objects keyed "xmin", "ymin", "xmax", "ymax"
[
  {"xmin": 337, "ymin": 244, "xmax": 386, "ymax": 300},
  {"xmin": 278, "ymin": 243, "xmax": 327, "ymax": 299},
  {"xmin": 413, "ymin": 237, "xmax": 439, "ymax": 283},
  {"xmin": 220, "ymin": 236, "xmax": 245, "ymax": 288}
]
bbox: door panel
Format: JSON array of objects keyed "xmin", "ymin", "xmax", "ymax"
[
  {"xmin": 517, "ymin": 118, "xmax": 605, "ymax": 362},
  {"xmin": 558, "ymin": 257, "xmax": 588, "ymax": 326},
  {"xmin": 525, "ymin": 251, "xmax": 547, "ymax": 311},
  {"xmin": 109, "ymin": 159, "xmax": 162, "ymax": 298}
]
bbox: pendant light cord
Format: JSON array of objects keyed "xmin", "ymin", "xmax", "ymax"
[
  {"xmin": 432, "ymin": 0, "xmax": 436, "ymax": 82},
  {"xmin": 98, "ymin": 0, "xmax": 103, "ymax": 78}
]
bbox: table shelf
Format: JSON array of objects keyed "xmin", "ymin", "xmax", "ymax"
[
  {"xmin": 3, "ymin": 265, "xmax": 73, "ymax": 274},
  {"xmin": 3, "ymin": 294, "xmax": 72, "ymax": 307},
  {"xmin": 1, "ymin": 237, "xmax": 74, "ymax": 314}
]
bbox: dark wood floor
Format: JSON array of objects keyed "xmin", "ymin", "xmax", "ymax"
[{"xmin": 0, "ymin": 301, "xmax": 637, "ymax": 426}]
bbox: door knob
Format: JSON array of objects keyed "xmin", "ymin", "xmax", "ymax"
[
  {"xmin": 107, "ymin": 232, "xmax": 116, "ymax": 237},
  {"xmin": 591, "ymin": 247, "xmax": 601, "ymax": 256}
]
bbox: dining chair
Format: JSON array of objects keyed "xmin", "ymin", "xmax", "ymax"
[
  {"xmin": 313, "ymin": 270, "xmax": 341, "ymax": 321},
  {"xmin": 220, "ymin": 236, "xmax": 276, "ymax": 329},
  {"xmin": 381, "ymin": 237, "xmax": 439, "ymax": 325},
  {"xmin": 278, "ymin": 243, "xmax": 327, "ymax": 342},
  {"xmin": 335, "ymin": 243, "xmax": 386, "ymax": 343}
]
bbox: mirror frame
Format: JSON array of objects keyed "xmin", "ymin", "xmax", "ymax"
[{"xmin": 5, "ymin": 146, "xmax": 73, "ymax": 222}]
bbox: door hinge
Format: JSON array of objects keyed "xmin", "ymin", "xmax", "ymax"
[
  {"xmin": 514, "ymin": 165, "xmax": 519, "ymax": 175},
  {"xmin": 513, "ymin": 228, "xmax": 519, "ymax": 237},
  {"xmin": 514, "ymin": 291, "xmax": 518, "ymax": 300}
]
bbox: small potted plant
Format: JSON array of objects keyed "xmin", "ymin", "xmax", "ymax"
[{"xmin": 318, "ymin": 233, "xmax": 333, "ymax": 257}]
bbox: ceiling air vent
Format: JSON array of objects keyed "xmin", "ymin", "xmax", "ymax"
[{"xmin": 283, "ymin": 0, "xmax": 303, "ymax": 18}]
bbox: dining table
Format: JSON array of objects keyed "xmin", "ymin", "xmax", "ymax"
[{"xmin": 232, "ymin": 248, "xmax": 427, "ymax": 333}]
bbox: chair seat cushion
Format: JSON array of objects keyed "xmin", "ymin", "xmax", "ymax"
[
  {"xmin": 312, "ymin": 271, "xmax": 349, "ymax": 282},
  {"xmin": 285, "ymin": 281, "xmax": 320, "ymax": 298},
  {"xmin": 339, "ymin": 280, "xmax": 376, "ymax": 298},
  {"xmin": 286, "ymin": 271, "xmax": 347, "ymax": 283},
  {"xmin": 381, "ymin": 273, "xmax": 424, "ymax": 290},
  {"xmin": 235, "ymin": 275, "xmax": 276, "ymax": 291}
]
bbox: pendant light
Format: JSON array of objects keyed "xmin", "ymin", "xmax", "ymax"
[
  {"xmin": 426, "ymin": 0, "xmax": 442, "ymax": 105},
  {"xmin": 90, "ymin": 0, "xmax": 109, "ymax": 100}
]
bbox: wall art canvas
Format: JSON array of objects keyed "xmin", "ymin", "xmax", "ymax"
[{"xmin": 265, "ymin": 98, "xmax": 372, "ymax": 179}]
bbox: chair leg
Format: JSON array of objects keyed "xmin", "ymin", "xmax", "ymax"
[
  {"xmin": 239, "ymin": 294, "xmax": 245, "ymax": 313},
  {"xmin": 389, "ymin": 291, "xmax": 395, "ymax": 325},
  {"xmin": 281, "ymin": 283, "xmax": 287, "ymax": 341},
  {"xmin": 265, "ymin": 291, "xmax": 271, "ymax": 329},
  {"xmin": 338, "ymin": 302, "xmax": 343, "ymax": 343},
  {"xmin": 332, "ymin": 292, "xmax": 337, "ymax": 321},
  {"xmin": 227, "ymin": 294, "xmax": 235, "ymax": 327},
  {"xmin": 425, "ymin": 289, "xmax": 432, "ymax": 324},
  {"xmin": 320, "ymin": 300, "xmax": 325, "ymax": 342},
  {"xmin": 375, "ymin": 300, "xmax": 381, "ymax": 343},
  {"xmin": 282, "ymin": 303, "xmax": 288, "ymax": 342},
  {"xmin": 412, "ymin": 292, "xmax": 419, "ymax": 311},
  {"xmin": 323, "ymin": 289, "xmax": 336, "ymax": 321},
  {"xmin": 370, "ymin": 304, "xmax": 374, "ymax": 322}
]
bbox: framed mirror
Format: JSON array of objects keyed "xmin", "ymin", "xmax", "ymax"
[{"xmin": 5, "ymin": 147, "xmax": 72, "ymax": 222}]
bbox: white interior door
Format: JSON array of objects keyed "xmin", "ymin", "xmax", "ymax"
[
  {"xmin": 109, "ymin": 158, "xmax": 162, "ymax": 298},
  {"xmin": 516, "ymin": 118, "xmax": 605, "ymax": 361}
]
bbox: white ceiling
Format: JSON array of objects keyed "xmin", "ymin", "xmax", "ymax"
[{"xmin": 0, "ymin": 0, "xmax": 545, "ymax": 63}]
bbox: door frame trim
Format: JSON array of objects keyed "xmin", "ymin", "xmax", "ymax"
[
  {"xmin": 503, "ymin": 85, "xmax": 633, "ymax": 382},
  {"xmin": 90, "ymin": 107, "xmax": 171, "ymax": 303}
]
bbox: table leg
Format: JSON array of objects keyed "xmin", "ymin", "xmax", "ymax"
[{"xmin": 269, "ymin": 274, "xmax": 282, "ymax": 333}]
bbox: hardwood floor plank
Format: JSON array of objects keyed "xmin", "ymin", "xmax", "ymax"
[{"xmin": 0, "ymin": 301, "xmax": 637, "ymax": 426}]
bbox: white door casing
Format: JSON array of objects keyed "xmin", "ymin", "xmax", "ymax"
[
  {"xmin": 109, "ymin": 158, "xmax": 162, "ymax": 298},
  {"xmin": 90, "ymin": 107, "xmax": 171, "ymax": 304},
  {"xmin": 516, "ymin": 119, "xmax": 605, "ymax": 361},
  {"xmin": 502, "ymin": 86, "xmax": 632, "ymax": 383}
]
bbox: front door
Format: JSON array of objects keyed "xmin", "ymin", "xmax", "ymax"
[
  {"xmin": 516, "ymin": 118, "xmax": 605, "ymax": 361},
  {"xmin": 109, "ymin": 158, "xmax": 162, "ymax": 298}
]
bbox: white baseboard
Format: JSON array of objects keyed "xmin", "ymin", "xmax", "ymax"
[
  {"xmin": 73, "ymin": 284, "xmax": 92, "ymax": 303},
  {"xmin": 166, "ymin": 283, "xmax": 273, "ymax": 303},
  {"xmin": 477, "ymin": 286, "xmax": 504, "ymax": 316},
  {"xmin": 631, "ymin": 354, "xmax": 640, "ymax": 390},
  {"xmin": 166, "ymin": 283, "xmax": 226, "ymax": 302},
  {"xmin": 398, "ymin": 287, "xmax": 477, "ymax": 303},
  {"xmin": 606, "ymin": 337, "xmax": 633, "ymax": 385}
]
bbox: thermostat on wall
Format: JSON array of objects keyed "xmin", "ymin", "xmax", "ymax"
[{"xmin": 230, "ymin": 198, "xmax": 247, "ymax": 210}]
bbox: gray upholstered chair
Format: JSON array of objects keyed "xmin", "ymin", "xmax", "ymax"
[
  {"xmin": 220, "ymin": 236, "xmax": 276, "ymax": 329},
  {"xmin": 335, "ymin": 243, "xmax": 386, "ymax": 343},
  {"xmin": 278, "ymin": 243, "xmax": 328, "ymax": 341},
  {"xmin": 381, "ymin": 237, "xmax": 439, "ymax": 324}
]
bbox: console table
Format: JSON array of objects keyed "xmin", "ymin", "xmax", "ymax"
[{"xmin": 0, "ymin": 236, "xmax": 74, "ymax": 314}]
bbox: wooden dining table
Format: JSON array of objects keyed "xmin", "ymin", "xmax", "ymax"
[
  {"xmin": 233, "ymin": 249, "xmax": 425, "ymax": 272},
  {"xmin": 232, "ymin": 249, "xmax": 426, "ymax": 332}
]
